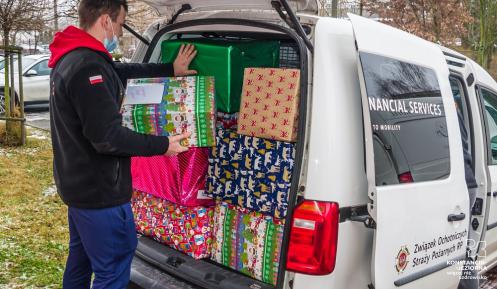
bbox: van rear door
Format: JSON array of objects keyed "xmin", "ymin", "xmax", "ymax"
[
  {"xmin": 349, "ymin": 14, "xmax": 470, "ymax": 289},
  {"xmin": 140, "ymin": 0, "xmax": 318, "ymax": 19}
]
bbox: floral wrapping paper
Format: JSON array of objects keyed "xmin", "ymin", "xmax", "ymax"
[
  {"xmin": 121, "ymin": 76, "xmax": 216, "ymax": 147},
  {"xmin": 237, "ymin": 68, "xmax": 301, "ymax": 142},
  {"xmin": 211, "ymin": 202, "xmax": 284, "ymax": 285},
  {"xmin": 131, "ymin": 190, "xmax": 214, "ymax": 259},
  {"xmin": 207, "ymin": 129, "xmax": 295, "ymax": 218}
]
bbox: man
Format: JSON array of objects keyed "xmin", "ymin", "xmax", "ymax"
[{"xmin": 48, "ymin": 0, "xmax": 197, "ymax": 288}]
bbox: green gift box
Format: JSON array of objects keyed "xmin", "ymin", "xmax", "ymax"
[
  {"xmin": 121, "ymin": 76, "xmax": 216, "ymax": 147},
  {"xmin": 161, "ymin": 39, "xmax": 280, "ymax": 113}
]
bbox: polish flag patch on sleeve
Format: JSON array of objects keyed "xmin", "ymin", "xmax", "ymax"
[{"xmin": 89, "ymin": 75, "xmax": 103, "ymax": 85}]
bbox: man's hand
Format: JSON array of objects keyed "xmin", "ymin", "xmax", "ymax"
[
  {"xmin": 173, "ymin": 44, "xmax": 198, "ymax": 76},
  {"xmin": 165, "ymin": 132, "xmax": 191, "ymax": 156}
]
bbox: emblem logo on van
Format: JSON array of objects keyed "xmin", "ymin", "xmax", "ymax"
[{"xmin": 395, "ymin": 246, "xmax": 410, "ymax": 273}]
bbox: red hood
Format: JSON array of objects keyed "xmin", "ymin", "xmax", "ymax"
[{"xmin": 48, "ymin": 26, "xmax": 112, "ymax": 68}]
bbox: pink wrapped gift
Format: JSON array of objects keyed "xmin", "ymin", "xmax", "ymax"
[{"xmin": 131, "ymin": 148, "xmax": 213, "ymax": 207}]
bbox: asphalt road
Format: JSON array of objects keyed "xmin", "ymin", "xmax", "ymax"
[{"xmin": 25, "ymin": 110, "xmax": 50, "ymax": 131}]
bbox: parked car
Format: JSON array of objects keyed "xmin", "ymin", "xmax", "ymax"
[
  {"xmin": 0, "ymin": 54, "xmax": 51, "ymax": 114},
  {"xmin": 117, "ymin": 1, "xmax": 497, "ymax": 289}
]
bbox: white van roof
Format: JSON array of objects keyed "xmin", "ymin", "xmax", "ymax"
[{"xmin": 140, "ymin": 0, "xmax": 318, "ymax": 19}]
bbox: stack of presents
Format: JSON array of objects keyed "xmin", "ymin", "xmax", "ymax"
[{"xmin": 121, "ymin": 39, "xmax": 300, "ymax": 286}]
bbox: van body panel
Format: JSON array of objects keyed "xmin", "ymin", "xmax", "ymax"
[
  {"xmin": 466, "ymin": 58, "xmax": 497, "ymax": 269},
  {"xmin": 470, "ymin": 60, "xmax": 497, "ymax": 266},
  {"xmin": 292, "ymin": 222, "xmax": 373, "ymax": 289},
  {"xmin": 441, "ymin": 49, "xmax": 488, "ymax": 259},
  {"xmin": 306, "ymin": 17, "xmax": 368, "ymax": 206},
  {"xmin": 349, "ymin": 14, "xmax": 470, "ymax": 288}
]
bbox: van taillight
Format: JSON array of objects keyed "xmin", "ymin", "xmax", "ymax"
[
  {"xmin": 286, "ymin": 200, "xmax": 339, "ymax": 275},
  {"xmin": 398, "ymin": 172, "xmax": 413, "ymax": 183}
]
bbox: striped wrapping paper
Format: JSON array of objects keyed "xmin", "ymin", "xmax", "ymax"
[
  {"xmin": 121, "ymin": 76, "xmax": 216, "ymax": 147},
  {"xmin": 131, "ymin": 148, "xmax": 214, "ymax": 207},
  {"xmin": 211, "ymin": 202, "xmax": 284, "ymax": 285}
]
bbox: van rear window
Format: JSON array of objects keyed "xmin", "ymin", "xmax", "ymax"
[
  {"xmin": 480, "ymin": 88, "xmax": 497, "ymax": 164},
  {"xmin": 359, "ymin": 52, "xmax": 450, "ymax": 186}
]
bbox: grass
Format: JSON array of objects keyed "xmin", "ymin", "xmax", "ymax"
[{"xmin": 0, "ymin": 123, "xmax": 68, "ymax": 289}]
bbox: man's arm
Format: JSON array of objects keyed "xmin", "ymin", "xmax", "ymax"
[
  {"xmin": 113, "ymin": 62, "xmax": 174, "ymax": 84},
  {"xmin": 67, "ymin": 60, "xmax": 170, "ymax": 157},
  {"xmin": 114, "ymin": 44, "xmax": 198, "ymax": 84}
]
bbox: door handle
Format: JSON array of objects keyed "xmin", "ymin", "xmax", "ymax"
[
  {"xmin": 493, "ymin": 192, "xmax": 497, "ymax": 197},
  {"xmin": 448, "ymin": 213, "xmax": 466, "ymax": 222}
]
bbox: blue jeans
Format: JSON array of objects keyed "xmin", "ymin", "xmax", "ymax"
[{"xmin": 62, "ymin": 202, "xmax": 138, "ymax": 289}]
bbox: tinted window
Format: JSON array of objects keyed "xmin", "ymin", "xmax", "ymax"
[
  {"xmin": 481, "ymin": 88, "xmax": 497, "ymax": 164},
  {"xmin": 30, "ymin": 59, "xmax": 51, "ymax": 76},
  {"xmin": 0, "ymin": 57, "xmax": 34, "ymax": 73},
  {"xmin": 449, "ymin": 76, "xmax": 472, "ymax": 153},
  {"xmin": 450, "ymin": 77, "xmax": 465, "ymax": 120},
  {"xmin": 360, "ymin": 52, "xmax": 450, "ymax": 186}
]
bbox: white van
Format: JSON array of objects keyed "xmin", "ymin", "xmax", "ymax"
[{"xmin": 127, "ymin": 1, "xmax": 497, "ymax": 288}]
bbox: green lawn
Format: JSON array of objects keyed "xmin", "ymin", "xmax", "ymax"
[{"xmin": 0, "ymin": 126, "xmax": 68, "ymax": 289}]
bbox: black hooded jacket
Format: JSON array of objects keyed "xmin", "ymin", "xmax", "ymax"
[{"xmin": 49, "ymin": 26, "xmax": 173, "ymax": 208}]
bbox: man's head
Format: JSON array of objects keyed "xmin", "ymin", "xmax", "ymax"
[{"xmin": 78, "ymin": 0, "xmax": 128, "ymax": 49}]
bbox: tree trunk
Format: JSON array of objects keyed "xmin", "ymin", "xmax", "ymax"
[
  {"xmin": 34, "ymin": 31, "xmax": 38, "ymax": 53},
  {"xmin": 331, "ymin": 0, "xmax": 338, "ymax": 17},
  {"xmin": 1, "ymin": 28, "xmax": 22, "ymax": 145},
  {"xmin": 54, "ymin": 0, "xmax": 59, "ymax": 31},
  {"xmin": 477, "ymin": 0, "xmax": 497, "ymax": 69}
]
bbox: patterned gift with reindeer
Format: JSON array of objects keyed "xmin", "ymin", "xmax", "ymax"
[{"xmin": 207, "ymin": 129, "xmax": 295, "ymax": 219}]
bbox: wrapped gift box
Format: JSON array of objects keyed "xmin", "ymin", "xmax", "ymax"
[
  {"xmin": 211, "ymin": 202, "xmax": 284, "ymax": 285},
  {"xmin": 207, "ymin": 129, "xmax": 295, "ymax": 218},
  {"xmin": 131, "ymin": 190, "xmax": 164, "ymax": 235},
  {"xmin": 162, "ymin": 40, "xmax": 280, "ymax": 113},
  {"xmin": 237, "ymin": 68, "xmax": 301, "ymax": 142},
  {"xmin": 121, "ymin": 76, "xmax": 216, "ymax": 147},
  {"xmin": 216, "ymin": 112, "xmax": 239, "ymax": 130},
  {"xmin": 131, "ymin": 190, "xmax": 214, "ymax": 259},
  {"xmin": 131, "ymin": 148, "xmax": 214, "ymax": 207}
]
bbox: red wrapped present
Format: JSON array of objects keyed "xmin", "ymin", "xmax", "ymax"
[{"xmin": 131, "ymin": 190, "xmax": 214, "ymax": 259}]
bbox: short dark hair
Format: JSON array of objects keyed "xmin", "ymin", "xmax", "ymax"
[{"xmin": 78, "ymin": 0, "xmax": 128, "ymax": 30}]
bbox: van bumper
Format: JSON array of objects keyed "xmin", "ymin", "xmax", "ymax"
[{"xmin": 130, "ymin": 256, "xmax": 201, "ymax": 289}]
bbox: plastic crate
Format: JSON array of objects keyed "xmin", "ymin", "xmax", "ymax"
[{"xmin": 279, "ymin": 42, "xmax": 300, "ymax": 69}]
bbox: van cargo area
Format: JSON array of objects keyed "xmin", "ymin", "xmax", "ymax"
[{"xmin": 129, "ymin": 21, "xmax": 308, "ymax": 289}]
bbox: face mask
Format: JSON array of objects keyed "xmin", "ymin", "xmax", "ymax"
[{"xmin": 103, "ymin": 17, "xmax": 119, "ymax": 52}]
